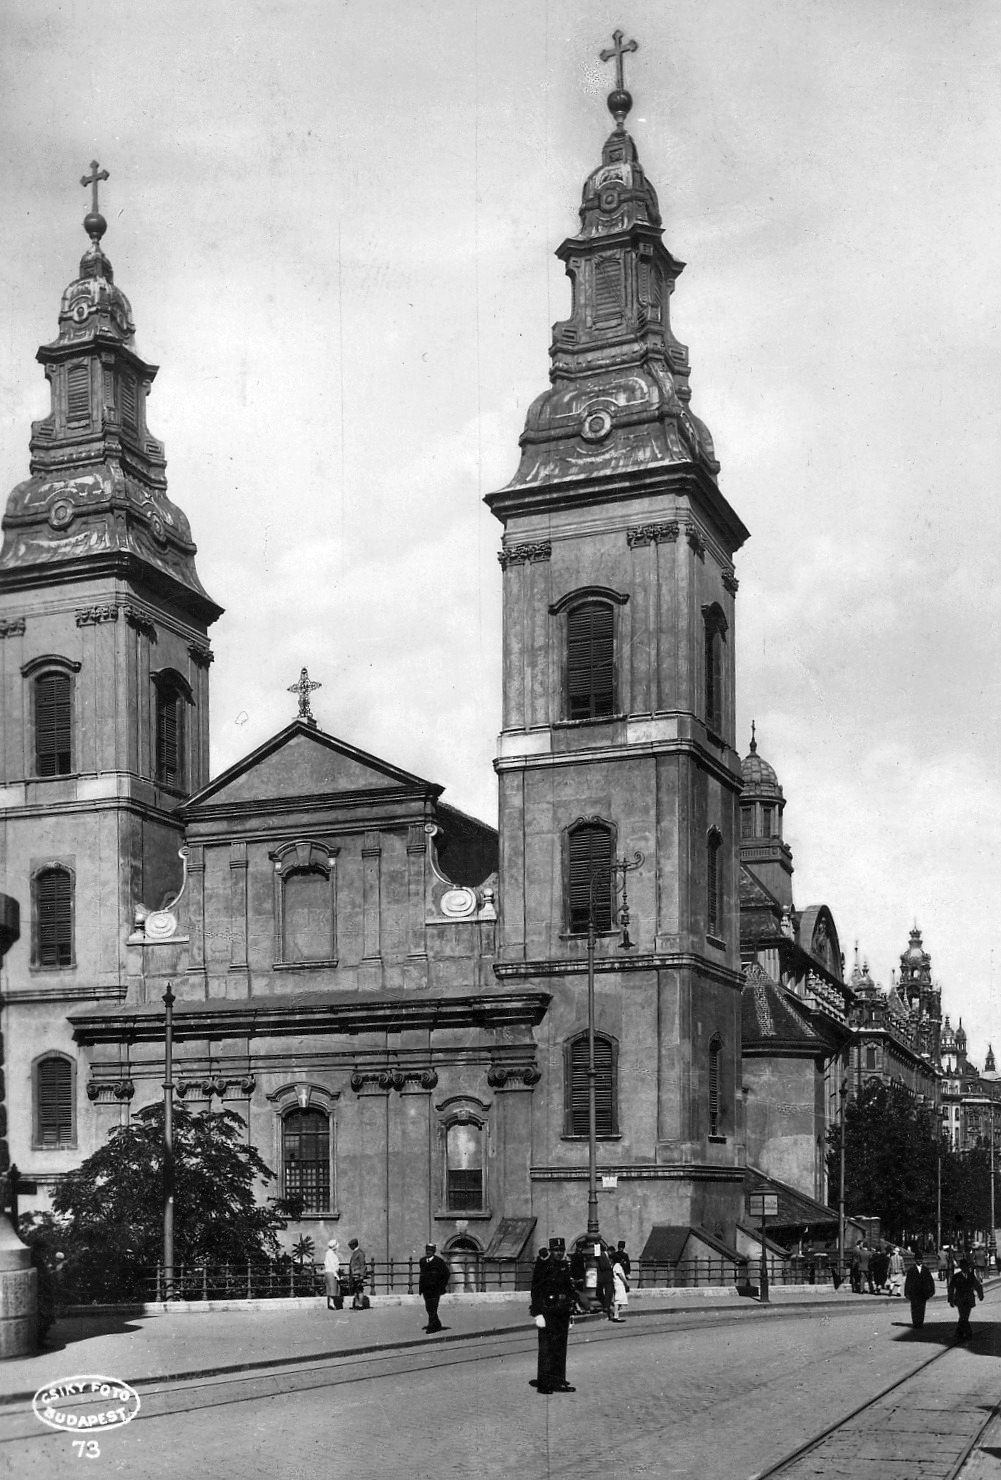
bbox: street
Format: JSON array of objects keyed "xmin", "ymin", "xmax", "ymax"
[{"xmin": 2, "ymin": 1288, "xmax": 1000, "ymax": 1479}]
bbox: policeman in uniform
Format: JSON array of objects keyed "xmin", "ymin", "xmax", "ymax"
[{"xmin": 530, "ymin": 1236, "xmax": 576, "ymax": 1394}]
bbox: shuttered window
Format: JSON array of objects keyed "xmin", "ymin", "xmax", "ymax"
[
  {"xmin": 566, "ymin": 1034, "xmax": 616, "ymax": 1136},
  {"xmin": 446, "ymin": 1122, "xmax": 484, "ymax": 1211},
  {"xmin": 35, "ymin": 673, "xmax": 72, "ymax": 776},
  {"xmin": 36, "ymin": 1055, "xmax": 74, "ymax": 1146},
  {"xmin": 67, "ymin": 363, "xmax": 90, "ymax": 420},
  {"xmin": 283, "ymin": 1109, "xmax": 331, "ymax": 1213},
  {"xmin": 707, "ymin": 832, "xmax": 722, "ymax": 935},
  {"xmin": 121, "ymin": 374, "xmax": 137, "ymax": 428},
  {"xmin": 594, "ymin": 257, "xmax": 624, "ymax": 322},
  {"xmin": 568, "ymin": 822, "xmax": 613, "ymax": 933},
  {"xmin": 709, "ymin": 1039, "xmax": 721, "ymax": 1137},
  {"xmin": 36, "ymin": 867, "xmax": 73, "ymax": 967},
  {"xmin": 567, "ymin": 601, "xmax": 614, "ymax": 720},
  {"xmin": 156, "ymin": 685, "xmax": 184, "ymax": 788}
]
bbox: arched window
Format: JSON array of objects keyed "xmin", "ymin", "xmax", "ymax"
[
  {"xmin": 708, "ymin": 1036, "xmax": 722, "ymax": 1138},
  {"xmin": 564, "ymin": 1032, "xmax": 618, "ymax": 1137},
  {"xmin": 33, "ymin": 865, "xmax": 74, "ymax": 968},
  {"xmin": 702, "ymin": 603, "xmax": 728, "ymax": 733},
  {"xmin": 706, "ymin": 829, "xmax": 723, "ymax": 936},
  {"xmin": 271, "ymin": 841, "xmax": 338, "ymax": 966},
  {"xmin": 445, "ymin": 1122, "xmax": 484, "ymax": 1212},
  {"xmin": 566, "ymin": 819, "xmax": 613, "ymax": 934},
  {"xmin": 154, "ymin": 672, "xmax": 191, "ymax": 789},
  {"xmin": 33, "ymin": 1053, "xmax": 75, "ymax": 1148},
  {"xmin": 567, "ymin": 600, "xmax": 615, "ymax": 719},
  {"xmin": 282, "ymin": 1108, "xmax": 331, "ymax": 1214},
  {"xmin": 35, "ymin": 671, "xmax": 72, "ymax": 776}
]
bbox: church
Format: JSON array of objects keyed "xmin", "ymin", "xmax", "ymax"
[{"xmin": 1, "ymin": 50, "xmax": 851, "ymax": 1271}]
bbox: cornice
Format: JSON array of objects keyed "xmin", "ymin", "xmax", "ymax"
[
  {"xmin": 529, "ymin": 1163, "xmax": 744, "ymax": 1183},
  {"xmin": 494, "ymin": 954, "xmax": 744, "ymax": 991},
  {"xmin": 494, "ymin": 733, "xmax": 742, "ymax": 790},
  {"xmin": 68, "ymin": 989, "xmax": 553, "ymax": 1045}
]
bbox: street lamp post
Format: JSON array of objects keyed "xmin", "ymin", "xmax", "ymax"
[
  {"xmin": 837, "ymin": 1070, "xmax": 847, "ymax": 1279},
  {"xmin": 163, "ymin": 983, "xmax": 175, "ymax": 1300}
]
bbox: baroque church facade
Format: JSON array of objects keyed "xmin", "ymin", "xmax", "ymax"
[{"xmin": 2, "ymin": 63, "xmax": 882, "ymax": 1267}]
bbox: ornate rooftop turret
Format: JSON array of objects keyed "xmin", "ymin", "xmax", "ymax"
[
  {"xmin": 0, "ymin": 164, "xmax": 220, "ymax": 624},
  {"xmin": 986, "ymin": 1044, "xmax": 996, "ymax": 1075},
  {"xmin": 492, "ymin": 33, "xmax": 731, "ymax": 514}
]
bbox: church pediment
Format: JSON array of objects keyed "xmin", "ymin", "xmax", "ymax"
[{"xmin": 183, "ymin": 720, "xmax": 443, "ymax": 813}]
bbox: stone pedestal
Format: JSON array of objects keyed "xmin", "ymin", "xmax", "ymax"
[{"xmin": 0, "ymin": 1222, "xmax": 36, "ymax": 1358}]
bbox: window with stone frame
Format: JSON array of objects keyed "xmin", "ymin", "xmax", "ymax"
[
  {"xmin": 271, "ymin": 841, "xmax": 338, "ymax": 966},
  {"xmin": 154, "ymin": 671, "xmax": 191, "ymax": 790},
  {"xmin": 566, "ymin": 599, "xmax": 615, "ymax": 719},
  {"xmin": 706, "ymin": 829, "xmax": 723, "ymax": 937},
  {"xmin": 282, "ymin": 1107, "xmax": 332, "ymax": 1214},
  {"xmin": 34, "ymin": 1052, "xmax": 75, "ymax": 1148},
  {"xmin": 445, "ymin": 1121, "xmax": 485, "ymax": 1212},
  {"xmin": 708, "ymin": 1036, "xmax": 723, "ymax": 1138},
  {"xmin": 33, "ymin": 864, "xmax": 74, "ymax": 968},
  {"xmin": 564, "ymin": 1031, "xmax": 618, "ymax": 1137},
  {"xmin": 566, "ymin": 818, "xmax": 613, "ymax": 934}
]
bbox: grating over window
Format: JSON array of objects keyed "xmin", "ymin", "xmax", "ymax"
[
  {"xmin": 282, "ymin": 868, "xmax": 330, "ymax": 961},
  {"xmin": 36, "ymin": 868, "xmax": 73, "ymax": 968},
  {"xmin": 37, "ymin": 1056, "xmax": 74, "ymax": 1145},
  {"xmin": 568, "ymin": 822, "xmax": 613, "ymax": 934},
  {"xmin": 35, "ymin": 673, "xmax": 72, "ymax": 776},
  {"xmin": 707, "ymin": 832, "xmax": 722, "ymax": 935},
  {"xmin": 67, "ymin": 364, "xmax": 90, "ymax": 420},
  {"xmin": 567, "ymin": 1034, "xmax": 615, "ymax": 1136},
  {"xmin": 709, "ymin": 1039, "xmax": 721, "ymax": 1136},
  {"xmin": 446, "ymin": 1122, "xmax": 484, "ymax": 1211},
  {"xmin": 156, "ymin": 685, "xmax": 184, "ymax": 788},
  {"xmin": 283, "ymin": 1109, "xmax": 330, "ymax": 1213},
  {"xmin": 567, "ymin": 601, "xmax": 614, "ymax": 720}
]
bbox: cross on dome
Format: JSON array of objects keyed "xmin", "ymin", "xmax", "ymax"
[
  {"xmin": 80, "ymin": 160, "xmax": 109, "ymax": 244},
  {"xmin": 288, "ymin": 667, "xmax": 321, "ymax": 725},
  {"xmin": 599, "ymin": 29, "xmax": 639, "ymax": 126}
]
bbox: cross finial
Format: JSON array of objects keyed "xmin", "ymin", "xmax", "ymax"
[
  {"xmin": 81, "ymin": 160, "xmax": 109, "ymax": 215},
  {"xmin": 750, "ymin": 720, "xmax": 757, "ymax": 753},
  {"xmin": 599, "ymin": 30, "xmax": 638, "ymax": 125},
  {"xmin": 288, "ymin": 667, "xmax": 321, "ymax": 725}
]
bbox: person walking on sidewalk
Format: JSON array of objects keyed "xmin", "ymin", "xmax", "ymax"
[
  {"xmin": 418, "ymin": 1243, "xmax": 451, "ymax": 1333},
  {"xmin": 323, "ymin": 1239, "xmax": 343, "ymax": 1311},
  {"xmin": 948, "ymin": 1256, "xmax": 984, "ymax": 1342},
  {"xmin": 347, "ymin": 1238, "xmax": 368, "ymax": 1310},
  {"xmin": 904, "ymin": 1250, "xmax": 936, "ymax": 1329},
  {"xmin": 530, "ymin": 1236, "xmax": 576, "ymax": 1395},
  {"xmin": 888, "ymin": 1245, "xmax": 904, "ymax": 1298},
  {"xmin": 610, "ymin": 1240, "xmax": 631, "ymax": 1278},
  {"xmin": 610, "ymin": 1256, "xmax": 628, "ymax": 1322}
]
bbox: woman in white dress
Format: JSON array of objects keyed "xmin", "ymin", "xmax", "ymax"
[
  {"xmin": 324, "ymin": 1239, "xmax": 343, "ymax": 1310},
  {"xmin": 611, "ymin": 1258, "xmax": 628, "ymax": 1322}
]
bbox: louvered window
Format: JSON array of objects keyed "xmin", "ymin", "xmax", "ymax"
[
  {"xmin": 35, "ymin": 867, "xmax": 73, "ymax": 967},
  {"xmin": 566, "ymin": 1034, "xmax": 616, "ymax": 1136},
  {"xmin": 707, "ymin": 831, "xmax": 722, "ymax": 936},
  {"xmin": 67, "ymin": 364, "xmax": 90, "ymax": 421},
  {"xmin": 703, "ymin": 604, "xmax": 727, "ymax": 734},
  {"xmin": 708, "ymin": 1039, "xmax": 721, "ymax": 1137},
  {"xmin": 594, "ymin": 257, "xmax": 624, "ymax": 323},
  {"xmin": 567, "ymin": 601, "xmax": 614, "ymax": 720},
  {"xmin": 282, "ymin": 1109, "xmax": 331, "ymax": 1213},
  {"xmin": 36, "ymin": 1055, "xmax": 74, "ymax": 1146},
  {"xmin": 445, "ymin": 1122, "xmax": 484, "ymax": 1211},
  {"xmin": 35, "ymin": 673, "xmax": 72, "ymax": 776},
  {"xmin": 121, "ymin": 374, "xmax": 137, "ymax": 428},
  {"xmin": 568, "ymin": 822, "xmax": 613, "ymax": 934},
  {"xmin": 156, "ymin": 685, "xmax": 184, "ymax": 788}
]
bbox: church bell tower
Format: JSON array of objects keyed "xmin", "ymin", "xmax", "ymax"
[{"xmin": 487, "ymin": 40, "xmax": 750, "ymax": 1244}]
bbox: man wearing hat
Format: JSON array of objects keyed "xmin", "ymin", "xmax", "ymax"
[
  {"xmin": 529, "ymin": 1237, "xmax": 577, "ymax": 1394},
  {"xmin": 418, "ymin": 1242, "xmax": 451, "ymax": 1333}
]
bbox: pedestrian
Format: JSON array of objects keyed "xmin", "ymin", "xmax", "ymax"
[
  {"xmin": 610, "ymin": 1256, "xmax": 628, "ymax": 1322},
  {"xmin": 594, "ymin": 1242, "xmax": 615, "ymax": 1319},
  {"xmin": 849, "ymin": 1245, "xmax": 861, "ymax": 1294},
  {"xmin": 418, "ymin": 1242, "xmax": 451, "ymax": 1334},
  {"xmin": 903, "ymin": 1249, "xmax": 936, "ymax": 1329},
  {"xmin": 858, "ymin": 1241, "xmax": 872, "ymax": 1293},
  {"xmin": 888, "ymin": 1245, "xmax": 904, "ymax": 1298},
  {"xmin": 347, "ymin": 1237, "xmax": 368, "ymax": 1310},
  {"xmin": 323, "ymin": 1239, "xmax": 343, "ymax": 1311},
  {"xmin": 870, "ymin": 1244, "xmax": 889, "ymax": 1294},
  {"xmin": 610, "ymin": 1239, "xmax": 631, "ymax": 1278},
  {"xmin": 529, "ymin": 1236, "xmax": 576, "ymax": 1395},
  {"xmin": 948, "ymin": 1256, "xmax": 984, "ymax": 1342}
]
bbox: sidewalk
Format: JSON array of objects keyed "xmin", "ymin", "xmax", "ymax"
[{"xmin": 0, "ymin": 1282, "xmax": 912, "ymax": 1406}]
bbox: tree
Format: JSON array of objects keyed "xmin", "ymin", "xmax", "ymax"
[
  {"xmin": 20, "ymin": 1103, "xmax": 290, "ymax": 1302},
  {"xmin": 827, "ymin": 1079, "xmax": 939, "ymax": 1242}
]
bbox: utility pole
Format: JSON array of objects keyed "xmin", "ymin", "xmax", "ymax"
[{"xmin": 163, "ymin": 983, "xmax": 175, "ymax": 1300}]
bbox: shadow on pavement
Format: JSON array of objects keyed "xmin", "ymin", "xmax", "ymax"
[
  {"xmin": 890, "ymin": 1317, "xmax": 1001, "ymax": 1354},
  {"xmin": 39, "ymin": 1313, "xmax": 144, "ymax": 1357}
]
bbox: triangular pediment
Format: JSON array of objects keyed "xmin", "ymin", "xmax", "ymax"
[{"xmin": 183, "ymin": 721, "xmax": 442, "ymax": 812}]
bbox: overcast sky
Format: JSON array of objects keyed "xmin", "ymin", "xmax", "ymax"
[{"xmin": 2, "ymin": 1, "xmax": 1000, "ymax": 1061}]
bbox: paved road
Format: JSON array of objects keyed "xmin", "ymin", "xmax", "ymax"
[{"xmin": 2, "ymin": 1289, "xmax": 998, "ymax": 1479}]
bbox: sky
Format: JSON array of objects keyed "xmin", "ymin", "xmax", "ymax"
[{"xmin": 1, "ymin": 1, "xmax": 1000, "ymax": 1059}]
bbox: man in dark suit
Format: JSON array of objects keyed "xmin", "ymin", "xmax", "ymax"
[
  {"xmin": 418, "ymin": 1243, "xmax": 451, "ymax": 1333},
  {"xmin": 530, "ymin": 1236, "xmax": 576, "ymax": 1394}
]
